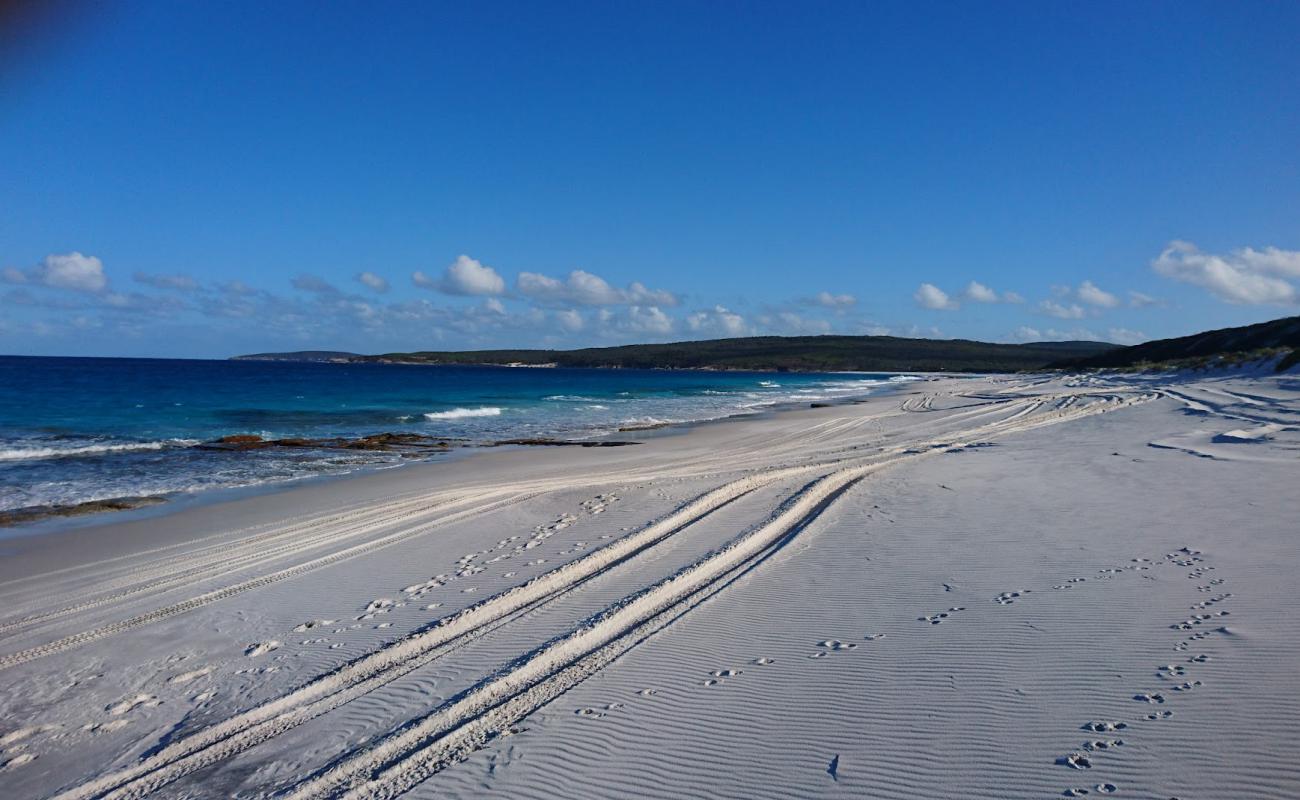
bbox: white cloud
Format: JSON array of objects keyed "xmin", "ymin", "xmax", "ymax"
[
  {"xmin": 1039, "ymin": 299, "xmax": 1086, "ymax": 319},
  {"xmin": 625, "ymin": 281, "xmax": 679, "ymax": 306},
  {"xmin": 914, "ymin": 283, "xmax": 959, "ymax": 310},
  {"xmin": 134, "ymin": 272, "xmax": 198, "ymax": 291},
  {"xmin": 1002, "ymin": 291, "xmax": 1025, "ymax": 304},
  {"xmin": 1014, "ymin": 325, "xmax": 1042, "ymax": 341},
  {"xmin": 418, "ymin": 254, "xmax": 506, "ymax": 296},
  {"xmin": 1076, "ymin": 280, "xmax": 1120, "ymax": 308},
  {"xmin": 1038, "ymin": 326, "xmax": 1141, "ymax": 345},
  {"xmin": 483, "ymin": 297, "xmax": 506, "ymax": 315},
  {"xmin": 3, "ymin": 252, "xmax": 109, "ymax": 293},
  {"xmin": 1106, "ymin": 327, "xmax": 1146, "ymax": 345},
  {"xmin": 1044, "ymin": 327, "xmax": 1101, "ymax": 341},
  {"xmin": 814, "ymin": 291, "xmax": 856, "ymax": 309},
  {"xmin": 1236, "ymin": 245, "xmax": 1300, "ymax": 278},
  {"xmin": 556, "ymin": 309, "xmax": 585, "ymax": 332},
  {"xmin": 561, "ymin": 270, "xmax": 621, "ymax": 305},
  {"xmin": 517, "ymin": 269, "xmax": 678, "ymax": 307},
  {"xmin": 623, "ymin": 305, "xmax": 674, "ymax": 335},
  {"xmin": 687, "ymin": 305, "xmax": 748, "ymax": 337},
  {"xmin": 1128, "ymin": 290, "xmax": 1160, "ymax": 308},
  {"xmin": 41, "ymin": 252, "xmax": 108, "ymax": 292},
  {"xmin": 355, "ymin": 271, "xmax": 389, "ymax": 293},
  {"xmin": 963, "ymin": 281, "xmax": 999, "ymax": 303},
  {"xmin": 1152, "ymin": 240, "xmax": 1298, "ymax": 305},
  {"xmin": 758, "ymin": 311, "xmax": 832, "ymax": 335}
]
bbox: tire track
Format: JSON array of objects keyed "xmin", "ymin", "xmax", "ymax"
[
  {"xmin": 49, "ymin": 390, "xmax": 1150, "ymax": 800},
  {"xmin": 0, "ymin": 490, "xmax": 507, "ymax": 637},
  {"xmin": 51, "ymin": 465, "xmax": 820, "ymax": 800},
  {"xmin": 0, "ymin": 492, "xmax": 535, "ymax": 671},
  {"xmin": 286, "ymin": 390, "xmax": 1151, "ymax": 800}
]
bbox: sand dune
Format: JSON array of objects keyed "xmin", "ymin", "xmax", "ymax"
[{"xmin": 0, "ymin": 371, "xmax": 1296, "ymax": 799}]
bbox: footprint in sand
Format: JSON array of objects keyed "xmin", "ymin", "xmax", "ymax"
[
  {"xmin": 1134, "ymin": 693, "xmax": 1166, "ymax": 704},
  {"xmin": 82, "ymin": 719, "xmax": 131, "ymax": 735},
  {"xmin": 863, "ymin": 633, "xmax": 886, "ymax": 641},
  {"xmin": 752, "ymin": 657, "xmax": 776, "ymax": 665},
  {"xmin": 919, "ymin": 608, "xmax": 965, "ymax": 625},
  {"xmin": 107, "ymin": 693, "xmax": 160, "ymax": 716},
  {"xmin": 1082, "ymin": 739, "xmax": 1125, "ymax": 752},
  {"xmin": 1145, "ymin": 710, "xmax": 1174, "ymax": 721},
  {"xmin": 292, "ymin": 619, "xmax": 337, "ymax": 633},
  {"xmin": 0, "ymin": 752, "xmax": 37, "ymax": 771},
  {"xmin": 993, "ymin": 590, "xmax": 1028, "ymax": 605},
  {"xmin": 1082, "ymin": 721, "xmax": 1128, "ymax": 733},
  {"xmin": 817, "ymin": 640, "xmax": 857, "ymax": 652},
  {"xmin": 637, "ymin": 688, "xmax": 658, "ymax": 697},
  {"xmin": 168, "ymin": 667, "xmax": 211, "ymax": 685},
  {"xmin": 244, "ymin": 641, "xmax": 281, "ymax": 658},
  {"xmin": 1057, "ymin": 752, "xmax": 1093, "ymax": 769},
  {"xmin": 1, "ymin": 726, "xmax": 50, "ymax": 747},
  {"xmin": 357, "ymin": 599, "xmax": 395, "ymax": 620}
]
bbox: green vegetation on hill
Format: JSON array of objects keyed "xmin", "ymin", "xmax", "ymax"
[
  {"xmin": 351, "ymin": 335, "xmax": 1116, "ymax": 373},
  {"xmin": 232, "ymin": 351, "xmax": 360, "ymax": 362},
  {"xmin": 1048, "ymin": 316, "xmax": 1300, "ymax": 372}
]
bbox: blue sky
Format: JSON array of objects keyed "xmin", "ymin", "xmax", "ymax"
[{"xmin": 1, "ymin": 1, "xmax": 1298, "ymax": 358}]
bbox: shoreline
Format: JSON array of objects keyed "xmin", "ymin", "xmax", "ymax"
[{"xmin": 0, "ymin": 375, "xmax": 933, "ymax": 537}]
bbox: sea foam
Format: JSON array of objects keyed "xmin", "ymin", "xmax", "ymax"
[
  {"xmin": 422, "ymin": 407, "xmax": 504, "ymax": 421},
  {"xmin": 0, "ymin": 440, "xmax": 196, "ymax": 462}
]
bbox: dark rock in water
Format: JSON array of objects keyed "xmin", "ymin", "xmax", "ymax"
[
  {"xmin": 0, "ymin": 496, "xmax": 167, "ymax": 527},
  {"xmin": 810, "ymin": 402, "xmax": 833, "ymax": 408},
  {"xmin": 201, "ymin": 432, "xmax": 453, "ymax": 453},
  {"xmin": 214, "ymin": 434, "xmax": 266, "ymax": 446},
  {"xmin": 342, "ymin": 433, "xmax": 450, "ymax": 450}
]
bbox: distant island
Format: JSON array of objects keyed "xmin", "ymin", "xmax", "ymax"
[
  {"xmin": 232, "ymin": 350, "xmax": 361, "ymax": 363},
  {"xmin": 232, "ymin": 334, "xmax": 1117, "ymax": 373}
]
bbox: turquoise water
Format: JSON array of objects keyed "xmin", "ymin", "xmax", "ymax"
[{"xmin": 0, "ymin": 356, "xmax": 914, "ymax": 512}]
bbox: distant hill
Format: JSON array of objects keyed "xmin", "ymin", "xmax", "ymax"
[
  {"xmin": 231, "ymin": 351, "xmax": 360, "ymax": 362},
  {"xmin": 1048, "ymin": 315, "xmax": 1300, "ymax": 371},
  {"xmin": 232, "ymin": 336, "xmax": 1116, "ymax": 373},
  {"xmin": 327, "ymin": 336, "xmax": 1114, "ymax": 373}
]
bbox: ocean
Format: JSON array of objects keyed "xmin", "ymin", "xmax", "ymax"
[{"xmin": 0, "ymin": 356, "xmax": 915, "ymax": 515}]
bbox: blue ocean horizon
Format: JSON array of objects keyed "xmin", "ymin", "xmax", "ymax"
[{"xmin": 0, "ymin": 356, "xmax": 916, "ymax": 514}]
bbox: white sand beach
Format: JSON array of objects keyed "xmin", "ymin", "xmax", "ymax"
[{"xmin": 1, "ymin": 369, "xmax": 1298, "ymax": 800}]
